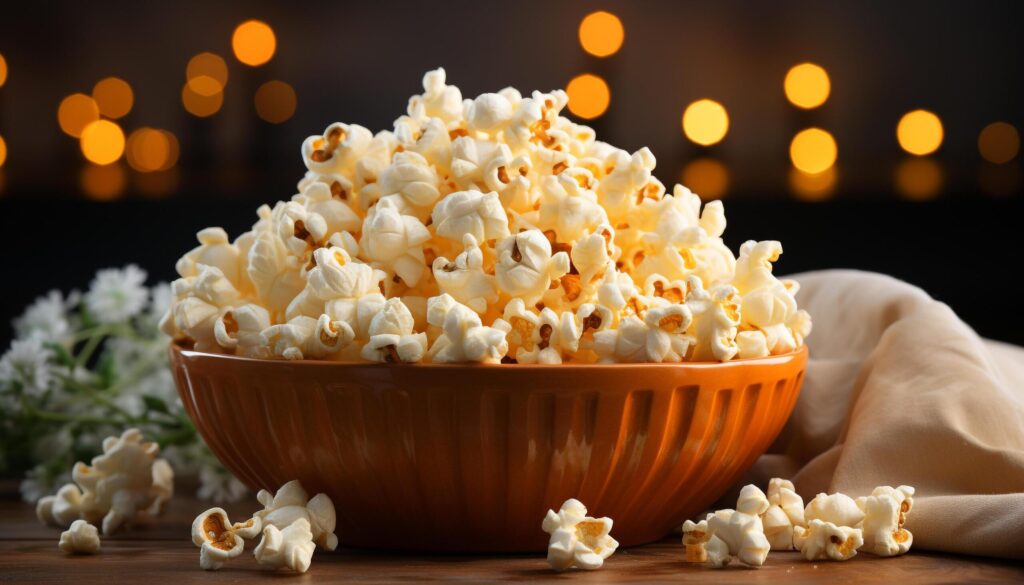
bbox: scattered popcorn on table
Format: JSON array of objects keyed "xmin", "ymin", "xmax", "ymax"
[
  {"xmin": 685, "ymin": 479, "xmax": 916, "ymax": 569},
  {"xmin": 36, "ymin": 428, "xmax": 174, "ymax": 536},
  {"xmin": 542, "ymin": 498, "xmax": 619, "ymax": 571},
  {"xmin": 164, "ymin": 68, "xmax": 812, "ymax": 364},
  {"xmin": 58, "ymin": 520, "xmax": 101, "ymax": 555},
  {"xmin": 189, "ymin": 480, "xmax": 336, "ymax": 573}
]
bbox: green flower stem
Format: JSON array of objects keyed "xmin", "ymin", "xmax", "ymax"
[
  {"xmin": 54, "ymin": 373, "xmax": 140, "ymax": 422},
  {"xmin": 20, "ymin": 397, "xmax": 123, "ymax": 427}
]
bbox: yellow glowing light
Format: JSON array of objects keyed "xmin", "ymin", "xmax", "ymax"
[
  {"xmin": 790, "ymin": 128, "xmax": 837, "ymax": 175},
  {"xmin": 784, "ymin": 63, "xmax": 830, "ymax": 109},
  {"xmin": 187, "ymin": 53, "xmax": 228, "ymax": 96},
  {"xmin": 681, "ymin": 157, "xmax": 729, "ymax": 199},
  {"xmin": 182, "ymin": 82, "xmax": 224, "ymax": 117},
  {"xmin": 895, "ymin": 158, "xmax": 943, "ymax": 201},
  {"xmin": 978, "ymin": 122, "xmax": 1019, "ymax": 164},
  {"xmin": 80, "ymin": 120, "xmax": 126, "ymax": 165},
  {"xmin": 58, "ymin": 94, "xmax": 101, "ymax": 138},
  {"xmin": 126, "ymin": 127, "xmax": 172, "ymax": 172},
  {"xmin": 232, "ymin": 20, "xmax": 276, "ymax": 66},
  {"xmin": 789, "ymin": 167, "xmax": 836, "ymax": 201},
  {"xmin": 682, "ymin": 99, "xmax": 729, "ymax": 146},
  {"xmin": 578, "ymin": 11, "xmax": 624, "ymax": 58},
  {"xmin": 0, "ymin": 134, "xmax": 6, "ymax": 168},
  {"xmin": 0, "ymin": 53, "xmax": 7, "ymax": 87},
  {"xmin": 80, "ymin": 163, "xmax": 126, "ymax": 201},
  {"xmin": 158, "ymin": 130, "xmax": 180, "ymax": 171},
  {"xmin": 565, "ymin": 74, "xmax": 610, "ymax": 120},
  {"xmin": 92, "ymin": 77, "xmax": 134, "ymax": 119},
  {"xmin": 897, "ymin": 110, "xmax": 943, "ymax": 156},
  {"xmin": 255, "ymin": 80, "xmax": 297, "ymax": 124}
]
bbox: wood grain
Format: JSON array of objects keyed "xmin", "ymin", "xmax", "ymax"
[{"xmin": 1, "ymin": 495, "xmax": 1022, "ymax": 584}]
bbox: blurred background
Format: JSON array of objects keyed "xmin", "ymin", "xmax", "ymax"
[{"xmin": 1, "ymin": 0, "xmax": 1021, "ymax": 346}]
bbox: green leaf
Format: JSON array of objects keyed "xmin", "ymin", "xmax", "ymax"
[
  {"xmin": 95, "ymin": 353, "xmax": 117, "ymax": 388},
  {"xmin": 46, "ymin": 342, "xmax": 76, "ymax": 368},
  {"xmin": 142, "ymin": 395, "xmax": 170, "ymax": 415}
]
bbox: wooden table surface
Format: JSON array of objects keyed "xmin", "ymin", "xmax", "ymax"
[{"xmin": 1, "ymin": 493, "xmax": 1022, "ymax": 584}]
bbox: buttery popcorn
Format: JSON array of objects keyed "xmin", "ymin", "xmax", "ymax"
[
  {"xmin": 856, "ymin": 485, "xmax": 915, "ymax": 557},
  {"xmin": 191, "ymin": 507, "xmax": 261, "ymax": 570},
  {"xmin": 59, "ymin": 520, "xmax": 101, "ymax": 554},
  {"xmin": 542, "ymin": 498, "xmax": 619, "ymax": 571},
  {"xmin": 165, "ymin": 69, "xmax": 812, "ymax": 363}
]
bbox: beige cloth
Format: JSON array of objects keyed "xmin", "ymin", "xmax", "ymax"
[{"xmin": 744, "ymin": 270, "xmax": 1024, "ymax": 560}]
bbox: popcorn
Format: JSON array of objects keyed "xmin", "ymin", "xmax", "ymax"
[
  {"xmin": 253, "ymin": 480, "xmax": 338, "ymax": 551},
  {"xmin": 166, "ymin": 70, "xmax": 812, "ymax": 364},
  {"xmin": 857, "ymin": 485, "xmax": 914, "ymax": 557},
  {"xmin": 794, "ymin": 519, "xmax": 864, "ymax": 561},
  {"xmin": 804, "ymin": 492, "xmax": 866, "ymax": 528},
  {"xmin": 705, "ymin": 507, "xmax": 771, "ymax": 567},
  {"xmin": 36, "ymin": 428, "xmax": 174, "ymax": 536},
  {"xmin": 682, "ymin": 519, "xmax": 732, "ymax": 567},
  {"xmin": 360, "ymin": 298, "xmax": 428, "ymax": 363},
  {"xmin": 191, "ymin": 507, "xmax": 261, "ymax": 570},
  {"xmin": 254, "ymin": 518, "xmax": 317, "ymax": 573},
  {"xmin": 762, "ymin": 477, "xmax": 805, "ymax": 550},
  {"xmin": 59, "ymin": 520, "xmax": 101, "ymax": 554},
  {"xmin": 432, "ymin": 234, "xmax": 498, "ymax": 314},
  {"xmin": 542, "ymin": 498, "xmax": 619, "ymax": 571},
  {"xmin": 495, "ymin": 229, "xmax": 570, "ymax": 306}
]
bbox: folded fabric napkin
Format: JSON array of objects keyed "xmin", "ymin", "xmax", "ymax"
[{"xmin": 742, "ymin": 269, "xmax": 1024, "ymax": 559}]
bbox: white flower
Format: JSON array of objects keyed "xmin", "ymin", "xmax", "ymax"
[
  {"xmin": 0, "ymin": 336, "xmax": 54, "ymax": 396},
  {"xmin": 197, "ymin": 466, "xmax": 250, "ymax": 504},
  {"xmin": 14, "ymin": 290, "xmax": 75, "ymax": 343},
  {"xmin": 85, "ymin": 265, "xmax": 149, "ymax": 324}
]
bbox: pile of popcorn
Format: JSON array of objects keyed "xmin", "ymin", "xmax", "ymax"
[
  {"xmin": 162, "ymin": 68, "xmax": 811, "ymax": 364},
  {"xmin": 542, "ymin": 479, "xmax": 915, "ymax": 572}
]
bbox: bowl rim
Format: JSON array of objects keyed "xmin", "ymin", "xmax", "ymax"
[{"xmin": 170, "ymin": 341, "xmax": 807, "ymax": 370}]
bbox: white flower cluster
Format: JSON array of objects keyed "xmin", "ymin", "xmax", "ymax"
[
  {"xmin": 683, "ymin": 479, "xmax": 915, "ymax": 569},
  {"xmin": 164, "ymin": 68, "xmax": 811, "ymax": 364},
  {"xmin": 191, "ymin": 480, "xmax": 337, "ymax": 574}
]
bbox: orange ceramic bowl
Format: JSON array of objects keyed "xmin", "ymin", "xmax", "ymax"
[{"xmin": 170, "ymin": 343, "xmax": 806, "ymax": 552}]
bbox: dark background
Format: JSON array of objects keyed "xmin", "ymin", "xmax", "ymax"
[{"xmin": 1, "ymin": 0, "xmax": 1022, "ymax": 347}]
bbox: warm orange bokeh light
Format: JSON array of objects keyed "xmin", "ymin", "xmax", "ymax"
[
  {"xmin": 255, "ymin": 80, "xmax": 297, "ymax": 124},
  {"xmin": 126, "ymin": 128, "xmax": 172, "ymax": 172},
  {"xmin": 784, "ymin": 63, "xmax": 831, "ymax": 109},
  {"xmin": 182, "ymin": 82, "xmax": 224, "ymax": 117},
  {"xmin": 187, "ymin": 53, "xmax": 228, "ymax": 96},
  {"xmin": 80, "ymin": 163, "xmax": 126, "ymax": 201},
  {"xmin": 0, "ymin": 52, "xmax": 7, "ymax": 87},
  {"xmin": 789, "ymin": 167, "xmax": 837, "ymax": 201},
  {"xmin": 0, "ymin": 134, "xmax": 7, "ymax": 168},
  {"xmin": 565, "ymin": 74, "xmax": 610, "ymax": 119},
  {"xmin": 58, "ymin": 94, "xmax": 101, "ymax": 138},
  {"xmin": 790, "ymin": 128, "xmax": 837, "ymax": 174},
  {"xmin": 578, "ymin": 11, "xmax": 624, "ymax": 58},
  {"xmin": 682, "ymin": 99, "xmax": 729, "ymax": 146},
  {"xmin": 92, "ymin": 77, "xmax": 134, "ymax": 119},
  {"xmin": 232, "ymin": 20, "xmax": 276, "ymax": 66},
  {"xmin": 80, "ymin": 120, "xmax": 126, "ymax": 165},
  {"xmin": 897, "ymin": 110, "xmax": 943, "ymax": 156},
  {"xmin": 978, "ymin": 122, "xmax": 1020, "ymax": 164},
  {"xmin": 895, "ymin": 158, "xmax": 943, "ymax": 201},
  {"xmin": 681, "ymin": 157, "xmax": 729, "ymax": 199},
  {"xmin": 159, "ymin": 130, "xmax": 180, "ymax": 171}
]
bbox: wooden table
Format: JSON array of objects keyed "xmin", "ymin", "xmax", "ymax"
[{"xmin": 2, "ymin": 494, "xmax": 1022, "ymax": 584}]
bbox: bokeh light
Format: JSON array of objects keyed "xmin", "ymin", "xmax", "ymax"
[
  {"xmin": 565, "ymin": 74, "xmax": 610, "ymax": 119},
  {"xmin": 895, "ymin": 158, "xmax": 943, "ymax": 200},
  {"xmin": 232, "ymin": 20, "xmax": 276, "ymax": 66},
  {"xmin": 978, "ymin": 122, "xmax": 1019, "ymax": 164},
  {"xmin": 80, "ymin": 163, "xmax": 126, "ymax": 201},
  {"xmin": 134, "ymin": 168, "xmax": 180, "ymax": 198},
  {"xmin": 789, "ymin": 167, "xmax": 837, "ymax": 201},
  {"xmin": 0, "ymin": 52, "xmax": 7, "ymax": 87},
  {"xmin": 784, "ymin": 63, "xmax": 831, "ymax": 109},
  {"xmin": 182, "ymin": 82, "xmax": 224, "ymax": 117},
  {"xmin": 92, "ymin": 77, "xmax": 133, "ymax": 119},
  {"xmin": 681, "ymin": 157, "xmax": 729, "ymax": 199},
  {"xmin": 897, "ymin": 110, "xmax": 943, "ymax": 156},
  {"xmin": 255, "ymin": 80, "xmax": 297, "ymax": 124},
  {"xmin": 58, "ymin": 93, "xmax": 101, "ymax": 138},
  {"xmin": 80, "ymin": 120, "xmax": 125, "ymax": 165},
  {"xmin": 0, "ymin": 134, "xmax": 7, "ymax": 168},
  {"xmin": 187, "ymin": 53, "xmax": 228, "ymax": 96},
  {"xmin": 789, "ymin": 128, "xmax": 837, "ymax": 174},
  {"xmin": 682, "ymin": 99, "xmax": 729, "ymax": 146},
  {"xmin": 126, "ymin": 128, "xmax": 177, "ymax": 172},
  {"xmin": 578, "ymin": 11, "xmax": 624, "ymax": 58}
]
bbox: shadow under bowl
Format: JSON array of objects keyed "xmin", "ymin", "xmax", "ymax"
[{"xmin": 169, "ymin": 343, "xmax": 806, "ymax": 552}]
